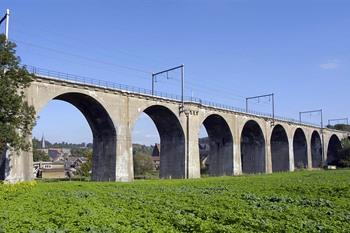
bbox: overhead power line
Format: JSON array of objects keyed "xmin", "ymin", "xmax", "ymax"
[
  {"xmin": 13, "ymin": 39, "xmax": 152, "ymax": 75},
  {"xmin": 14, "ymin": 19, "xmax": 174, "ymax": 69}
]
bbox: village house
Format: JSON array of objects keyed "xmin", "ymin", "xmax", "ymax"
[{"xmin": 151, "ymin": 144, "xmax": 160, "ymax": 170}]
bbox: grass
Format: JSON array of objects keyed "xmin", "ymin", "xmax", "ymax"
[{"xmin": 0, "ymin": 170, "xmax": 349, "ymax": 232}]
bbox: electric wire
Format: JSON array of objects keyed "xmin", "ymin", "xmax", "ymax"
[
  {"xmin": 12, "ymin": 27, "xmax": 282, "ymax": 115},
  {"xmin": 13, "ymin": 39, "xmax": 152, "ymax": 75}
]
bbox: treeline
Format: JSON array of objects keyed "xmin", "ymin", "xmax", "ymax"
[
  {"xmin": 32, "ymin": 138, "xmax": 93, "ymax": 149},
  {"xmin": 32, "ymin": 138, "xmax": 155, "ymax": 154},
  {"xmin": 326, "ymin": 124, "xmax": 350, "ymax": 167},
  {"xmin": 133, "ymin": 143, "xmax": 154, "ymax": 156},
  {"xmin": 132, "ymin": 144, "xmax": 155, "ymax": 177},
  {"xmin": 33, "ymin": 150, "xmax": 51, "ymax": 162},
  {"xmin": 333, "ymin": 139, "xmax": 350, "ymax": 168},
  {"xmin": 327, "ymin": 124, "xmax": 350, "ymax": 132}
]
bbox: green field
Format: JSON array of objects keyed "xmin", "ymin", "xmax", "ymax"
[{"xmin": 0, "ymin": 170, "xmax": 349, "ymax": 233}]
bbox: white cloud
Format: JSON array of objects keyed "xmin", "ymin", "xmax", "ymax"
[
  {"xmin": 145, "ymin": 134, "xmax": 158, "ymax": 139},
  {"xmin": 320, "ymin": 60, "xmax": 340, "ymax": 70},
  {"xmin": 133, "ymin": 130, "xmax": 141, "ymax": 135}
]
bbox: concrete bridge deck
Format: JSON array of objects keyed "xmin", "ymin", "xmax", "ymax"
[{"xmin": 1, "ymin": 67, "xmax": 349, "ymax": 183}]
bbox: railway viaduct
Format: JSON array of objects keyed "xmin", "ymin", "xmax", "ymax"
[{"xmin": 1, "ymin": 68, "xmax": 349, "ymax": 182}]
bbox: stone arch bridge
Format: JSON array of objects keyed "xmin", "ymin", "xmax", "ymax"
[{"xmin": 2, "ymin": 69, "xmax": 348, "ymax": 182}]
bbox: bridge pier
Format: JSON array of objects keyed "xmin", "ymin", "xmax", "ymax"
[
  {"xmin": 305, "ymin": 132, "xmax": 312, "ymax": 169},
  {"xmin": 1, "ymin": 135, "xmax": 33, "ymax": 183},
  {"xmin": 265, "ymin": 125, "xmax": 272, "ymax": 174},
  {"xmin": 288, "ymin": 136, "xmax": 295, "ymax": 172},
  {"xmin": 115, "ymin": 130, "xmax": 133, "ymax": 182},
  {"xmin": 186, "ymin": 113, "xmax": 201, "ymax": 179},
  {"xmin": 91, "ymin": 134, "xmax": 118, "ymax": 182},
  {"xmin": 233, "ymin": 116, "xmax": 242, "ymax": 175}
]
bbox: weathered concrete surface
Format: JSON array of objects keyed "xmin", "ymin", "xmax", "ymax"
[
  {"xmin": 0, "ymin": 141, "xmax": 33, "ymax": 183},
  {"xmin": 1, "ymin": 76, "xmax": 349, "ymax": 182}
]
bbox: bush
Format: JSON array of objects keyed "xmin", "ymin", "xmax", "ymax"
[
  {"xmin": 332, "ymin": 138, "xmax": 350, "ymax": 168},
  {"xmin": 337, "ymin": 148, "xmax": 350, "ymax": 167},
  {"xmin": 78, "ymin": 151, "xmax": 92, "ymax": 177},
  {"xmin": 33, "ymin": 149, "xmax": 50, "ymax": 162},
  {"xmin": 133, "ymin": 153, "xmax": 154, "ymax": 175}
]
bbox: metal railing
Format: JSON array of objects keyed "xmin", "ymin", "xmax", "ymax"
[{"xmin": 26, "ymin": 65, "xmax": 321, "ymax": 128}]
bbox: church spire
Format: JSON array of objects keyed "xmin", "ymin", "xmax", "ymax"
[{"xmin": 41, "ymin": 134, "xmax": 46, "ymax": 149}]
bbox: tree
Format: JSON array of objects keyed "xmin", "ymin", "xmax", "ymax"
[
  {"xmin": 71, "ymin": 147, "xmax": 92, "ymax": 157},
  {"xmin": 79, "ymin": 150, "xmax": 92, "ymax": 177},
  {"xmin": 335, "ymin": 138, "xmax": 350, "ymax": 168},
  {"xmin": 0, "ymin": 34, "xmax": 35, "ymax": 154},
  {"xmin": 327, "ymin": 124, "xmax": 350, "ymax": 132},
  {"xmin": 33, "ymin": 149, "xmax": 50, "ymax": 162},
  {"xmin": 133, "ymin": 153, "xmax": 154, "ymax": 175},
  {"xmin": 132, "ymin": 144, "xmax": 153, "ymax": 156}
]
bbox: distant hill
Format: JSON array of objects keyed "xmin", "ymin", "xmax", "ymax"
[
  {"xmin": 32, "ymin": 138, "xmax": 92, "ymax": 149},
  {"xmin": 33, "ymin": 138, "xmax": 155, "ymax": 156},
  {"xmin": 33, "ymin": 138, "xmax": 209, "ymax": 158},
  {"xmin": 327, "ymin": 124, "xmax": 350, "ymax": 132}
]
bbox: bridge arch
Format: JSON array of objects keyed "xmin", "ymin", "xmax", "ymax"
[
  {"xmin": 38, "ymin": 92, "xmax": 117, "ymax": 181},
  {"xmin": 293, "ymin": 128, "xmax": 308, "ymax": 169},
  {"xmin": 240, "ymin": 120, "xmax": 266, "ymax": 174},
  {"xmin": 327, "ymin": 134, "xmax": 342, "ymax": 165},
  {"xmin": 270, "ymin": 124, "xmax": 289, "ymax": 172},
  {"xmin": 311, "ymin": 131, "xmax": 323, "ymax": 168},
  {"xmin": 200, "ymin": 114, "xmax": 233, "ymax": 176},
  {"xmin": 132, "ymin": 104, "xmax": 186, "ymax": 179}
]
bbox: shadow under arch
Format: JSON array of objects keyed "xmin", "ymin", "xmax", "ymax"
[
  {"xmin": 139, "ymin": 105, "xmax": 185, "ymax": 179},
  {"xmin": 200, "ymin": 114, "xmax": 233, "ymax": 176},
  {"xmin": 271, "ymin": 124, "xmax": 289, "ymax": 172},
  {"xmin": 52, "ymin": 92, "xmax": 117, "ymax": 181},
  {"xmin": 293, "ymin": 128, "xmax": 308, "ymax": 169},
  {"xmin": 241, "ymin": 120, "xmax": 266, "ymax": 174},
  {"xmin": 311, "ymin": 131, "xmax": 323, "ymax": 168},
  {"xmin": 327, "ymin": 134, "xmax": 342, "ymax": 165}
]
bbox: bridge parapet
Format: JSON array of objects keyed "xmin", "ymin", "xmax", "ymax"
[{"xmin": 29, "ymin": 65, "xmax": 327, "ymax": 130}]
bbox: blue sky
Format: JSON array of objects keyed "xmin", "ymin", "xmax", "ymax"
[{"xmin": 1, "ymin": 0, "xmax": 349, "ymax": 145}]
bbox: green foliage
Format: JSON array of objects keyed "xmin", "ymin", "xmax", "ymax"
[
  {"xmin": 327, "ymin": 124, "xmax": 350, "ymax": 132},
  {"xmin": 32, "ymin": 138, "xmax": 92, "ymax": 150},
  {"xmin": 341, "ymin": 138, "xmax": 350, "ymax": 148},
  {"xmin": 0, "ymin": 170, "xmax": 349, "ymax": 232},
  {"xmin": 327, "ymin": 138, "xmax": 350, "ymax": 168},
  {"xmin": 335, "ymin": 138, "xmax": 350, "ymax": 167},
  {"xmin": 50, "ymin": 142, "xmax": 92, "ymax": 149},
  {"xmin": 0, "ymin": 34, "xmax": 35, "ymax": 153},
  {"xmin": 32, "ymin": 138, "xmax": 41, "ymax": 149},
  {"xmin": 79, "ymin": 151, "xmax": 92, "ymax": 177},
  {"xmin": 33, "ymin": 149, "xmax": 51, "ymax": 162},
  {"xmin": 133, "ymin": 153, "xmax": 154, "ymax": 175},
  {"xmin": 133, "ymin": 144, "xmax": 153, "ymax": 156},
  {"xmin": 133, "ymin": 144, "xmax": 154, "ymax": 176},
  {"xmin": 71, "ymin": 147, "xmax": 92, "ymax": 157}
]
